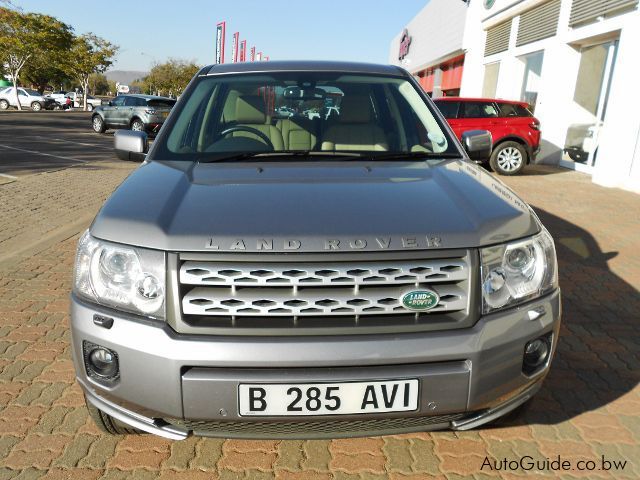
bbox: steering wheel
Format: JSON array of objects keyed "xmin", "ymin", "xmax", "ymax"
[{"xmin": 216, "ymin": 126, "xmax": 275, "ymax": 150}]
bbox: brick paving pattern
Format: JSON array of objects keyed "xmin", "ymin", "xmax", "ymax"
[
  {"xmin": 0, "ymin": 164, "xmax": 638, "ymax": 479},
  {"xmin": 0, "ymin": 161, "xmax": 134, "ymax": 267}
]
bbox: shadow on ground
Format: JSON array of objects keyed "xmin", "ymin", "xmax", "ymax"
[
  {"xmin": 479, "ymin": 162, "xmax": 574, "ymax": 177},
  {"xmin": 494, "ymin": 206, "xmax": 639, "ymax": 427}
]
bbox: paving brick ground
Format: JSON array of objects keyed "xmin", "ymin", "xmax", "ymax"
[
  {"xmin": 0, "ymin": 161, "xmax": 134, "ymax": 267},
  {"xmin": 0, "ymin": 163, "xmax": 638, "ymax": 479}
]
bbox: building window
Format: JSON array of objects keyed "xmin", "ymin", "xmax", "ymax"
[
  {"xmin": 516, "ymin": 0, "xmax": 561, "ymax": 47},
  {"xmin": 482, "ymin": 62, "xmax": 500, "ymax": 98},
  {"xmin": 569, "ymin": 0, "xmax": 639, "ymax": 28},
  {"xmin": 518, "ymin": 50, "xmax": 544, "ymax": 112},
  {"xmin": 485, "ymin": 19, "xmax": 512, "ymax": 56}
]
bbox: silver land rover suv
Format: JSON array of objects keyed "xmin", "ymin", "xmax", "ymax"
[
  {"xmin": 91, "ymin": 94, "xmax": 176, "ymax": 134},
  {"xmin": 71, "ymin": 61, "xmax": 560, "ymax": 439}
]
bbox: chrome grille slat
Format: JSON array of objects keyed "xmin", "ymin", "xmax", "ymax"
[
  {"xmin": 178, "ymin": 256, "xmax": 472, "ymax": 324},
  {"xmin": 180, "ymin": 259, "xmax": 467, "ymax": 286},
  {"xmin": 183, "ymin": 284, "xmax": 466, "ymax": 317}
]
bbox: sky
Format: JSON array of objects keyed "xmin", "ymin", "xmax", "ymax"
[{"xmin": 13, "ymin": 0, "xmax": 428, "ymax": 72}]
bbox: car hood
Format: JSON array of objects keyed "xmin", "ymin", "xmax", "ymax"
[{"xmin": 91, "ymin": 159, "xmax": 540, "ymax": 252}]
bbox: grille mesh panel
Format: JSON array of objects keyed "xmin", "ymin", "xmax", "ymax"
[
  {"xmin": 180, "ymin": 258, "xmax": 469, "ymax": 318},
  {"xmin": 176, "ymin": 254, "xmax": 473, "ymax": 333},
  {"xmin": 170, "ymin": 414, "xmax": 467, "ymax": 436}
]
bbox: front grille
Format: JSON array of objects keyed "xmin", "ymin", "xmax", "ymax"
[
  {"xmin": 173, "ymin": 251, "xmax": 476, "ymax": 335},
  {"xmin": 169, "ymin": 413, "xmax": 467, "ymax": 438}
]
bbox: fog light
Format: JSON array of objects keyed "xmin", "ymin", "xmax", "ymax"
[
  {"xmin": 83, "ymin": 341, "xmax": 119, "ymax": 381},
  {"xmin": 523, "ymin": 336, "xmax": 551, "ymax": 374}
]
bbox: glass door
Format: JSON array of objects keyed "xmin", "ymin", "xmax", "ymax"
[
  {"xmin": 519, "ymin": 50, "xmax": 545, "ymax": 113},
  {"xmin": 563, "ymin": 40, "xmax": 618, "ymax": 167}
]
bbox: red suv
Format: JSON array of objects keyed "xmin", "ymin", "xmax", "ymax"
[{"xmin": 434, "ymin": 97, "xmax": 541, "ymax": 175}]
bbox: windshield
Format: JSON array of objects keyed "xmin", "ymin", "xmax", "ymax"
[
  {"xmin": 148, "ymin": 99, "xmax": 176, "ymax": 108},
  {"xmin": 152, "ymin": 72, "xmax": 458, "ymax": 161}
]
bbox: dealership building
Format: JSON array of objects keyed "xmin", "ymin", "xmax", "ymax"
[{"xmin": 390, "ymin": 0, "xmax": 640, "ymax": 193}]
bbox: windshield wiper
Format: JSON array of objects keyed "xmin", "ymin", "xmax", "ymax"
[
  {"xmin": 197, "ymin": 152, "xmax": 265, "ymax": 163},
  {"xmin": 366, "ymin": 151, "xmax": 462, "ymax": 161},
  {"xmin": 197, "ymin": 150, "xmax": 460, "ymax": 163},
  {"xmin": 197, "ymin": 150, "xmax": 365, "ymax": 163}
]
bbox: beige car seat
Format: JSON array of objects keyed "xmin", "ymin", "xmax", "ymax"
[
  {"xmin": 230, "ymin": 95, "xmax": 284, "ymax": 150},
  {"xmin": 321, "ymin": 95, "xmax": 388, "ymax": 151},
  {"xmin": 276, "ymin": 116, "xmax": 318, "ymax": 150}
]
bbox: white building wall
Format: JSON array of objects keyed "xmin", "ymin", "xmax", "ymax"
[
  {"xmin": 591, "ymin": 10, "xmax": 640, "ymax": 193},
  {"xmin": 389, "ymin": 0, "xmax": 469, "ymax": 73},
  {"xmin": 459, "ymin": 0, "xmax": 640, "ymax": 193}
]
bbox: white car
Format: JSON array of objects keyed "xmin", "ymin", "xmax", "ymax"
[
  {"xmin": 64, "ymin": 92, "xmax": 102, "ymax": 111},
  {"xmin": 0, "ymin": 87, "xmax": 51, "ymax": 111},
  {"xmin": 45, "ymin": 91, "xmax": 68, "ymax": 102}
]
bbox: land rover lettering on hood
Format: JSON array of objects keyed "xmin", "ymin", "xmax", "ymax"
[{"xmin": 71, "ymin": 61, "xmax": 560, "ymax": 439}]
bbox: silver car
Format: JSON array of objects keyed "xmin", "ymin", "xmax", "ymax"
[
  {"xmin": 71, "ymin": 61, "xmax": 560, "ymax": 439},
  {"xmin": 0, "ymin": 87, "xmax": 53, "ymax": 111},
  {"xmin": 91, "ymin": 94, "xmax": 175, "ymax": 134}
]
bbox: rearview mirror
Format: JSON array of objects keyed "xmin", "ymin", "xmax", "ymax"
[
  {"xmin": 461, "ymin": 130, "xmax": 492, "ymax": 161},
  {"xmin": 114, "ymin": 130, "xmax": 148, "ymax": 161},
  {"xmin": 283, "ymin": 86, "xmax": 325, "ymax": 100}
]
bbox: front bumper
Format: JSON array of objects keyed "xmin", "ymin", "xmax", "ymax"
[
  {"xmin": 71, "ymin": 289, "xmax": 561, "ymax": 439},
  {"xmin": 525, "ymin": 143, "xmax": 540, "ymax": 163}
]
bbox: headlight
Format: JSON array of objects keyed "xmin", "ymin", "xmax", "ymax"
[
  {"xmin": 73, "ymin": 230, "xmax": 165, "ymax": 319},
  {"xmin": 481, "ymin": 230, "xmax": 558, "ymax": 314}
]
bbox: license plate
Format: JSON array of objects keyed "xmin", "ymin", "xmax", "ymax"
[{"xmin": 238, "ymin": 379, "xmax": 419, "ymax": 416}]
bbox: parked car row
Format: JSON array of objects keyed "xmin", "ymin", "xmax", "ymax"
[
  {"xmin": 53, "ymin": 92, "xmax": 103, "ymax": 111},
  {"xmin": 0, "ymin": 87, "xmax": 105, "ymax": 112},
  {"xmin": 434, "ymin": 97, "xmax": 541, "ymax": 175},
  {"xmin": 44, "ymin": 91, "xmax": 103, "ymax": 110},
  {"xmin": 0, "ymin": 87, "xmax": 58, "ymax": 111},
  {"xmin": 91, "ymin": 94, "xmax": 176, "ymax": 134}
]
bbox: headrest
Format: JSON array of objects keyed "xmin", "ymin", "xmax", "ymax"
[
  {"xmin": 235, "ymin": 95, "xmax": 266, "ymax": 124},
  {"xmin": 339, "ymin": 95, "xmax": 373, "ymax": 124},
  {"xmin": 222, "ymin": 90, "xmax": 240, "ymax": 121}
]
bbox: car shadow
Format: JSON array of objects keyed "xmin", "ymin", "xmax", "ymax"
[
  {"xmin": 493, "ymin": 206, "xmax": 639, "ymax": 426},
  {"xmin": 480, "ymin": 163, "xmax": 571, "ymax": 177}
]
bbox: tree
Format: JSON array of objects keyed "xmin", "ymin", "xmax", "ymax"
[
  {"xmin": 68, "ymin": 33, "xmax": 118, "ymax": 110},
  {"xmin": 142, "ymin": 59, "xmax": 199, "ymax": 97},
  {"xmin": 23, "ymin": 65, "xmax": 70, "ymax": 93},
  {"xmin": 88, "ymin": 72, "xmax": 110, "ymax": 95},
  {"xmin": 0, "ymin": 8, "xmax": 73, "ymax": 108}
]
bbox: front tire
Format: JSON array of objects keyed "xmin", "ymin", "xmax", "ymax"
[
  {"xmin": 131, "ymin": 118, "xmax": 144, "ymax": 132},
  {"xmin": 567, "ymin": 151, "xmax": 588, "ymax": 163},
  {"xmin": 92, "ymin": 115, "xmax": 106, "ymax": 133},
  {"xmin": 31, "ymin": 101, "xmax": 42, "ymax": 112},
  {"xmin": 490, "ymin": 141, "xmax": 527, "ymax": 175},
  {"xmin": 0, "ymin": 99, "xmax": 9, "ymax": 110},
  {"xmin": 84, "ymin": 396, "xmax": 142, "ymax": 435},
  {"xmin": 87, "ymin": 103, "xmax": 94, "ymax": 112}
]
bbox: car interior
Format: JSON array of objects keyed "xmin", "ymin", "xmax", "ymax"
[
  {"xmin": 165, "ymin": 74, "xmax": 452, "ymax": 157},
  {"xmin": 212, "ymin": 85, "xmax": 400, "ymax": 152}
]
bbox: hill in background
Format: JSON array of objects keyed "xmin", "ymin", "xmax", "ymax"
[{"xmin": 105, "ymin": 70, "xmax": 148, "ymax": 85}]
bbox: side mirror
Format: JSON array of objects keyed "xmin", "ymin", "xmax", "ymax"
[
  {"xmin": 108, "ymin": 101, "xmax": 113, "ymax": 106},
  {"xmin": 114, "ymin": 130, "xmax": 148, "ymax": 161},
  {"xmin": 461, "ymin": 130, "xmax": 492, "ymax": 161}
]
